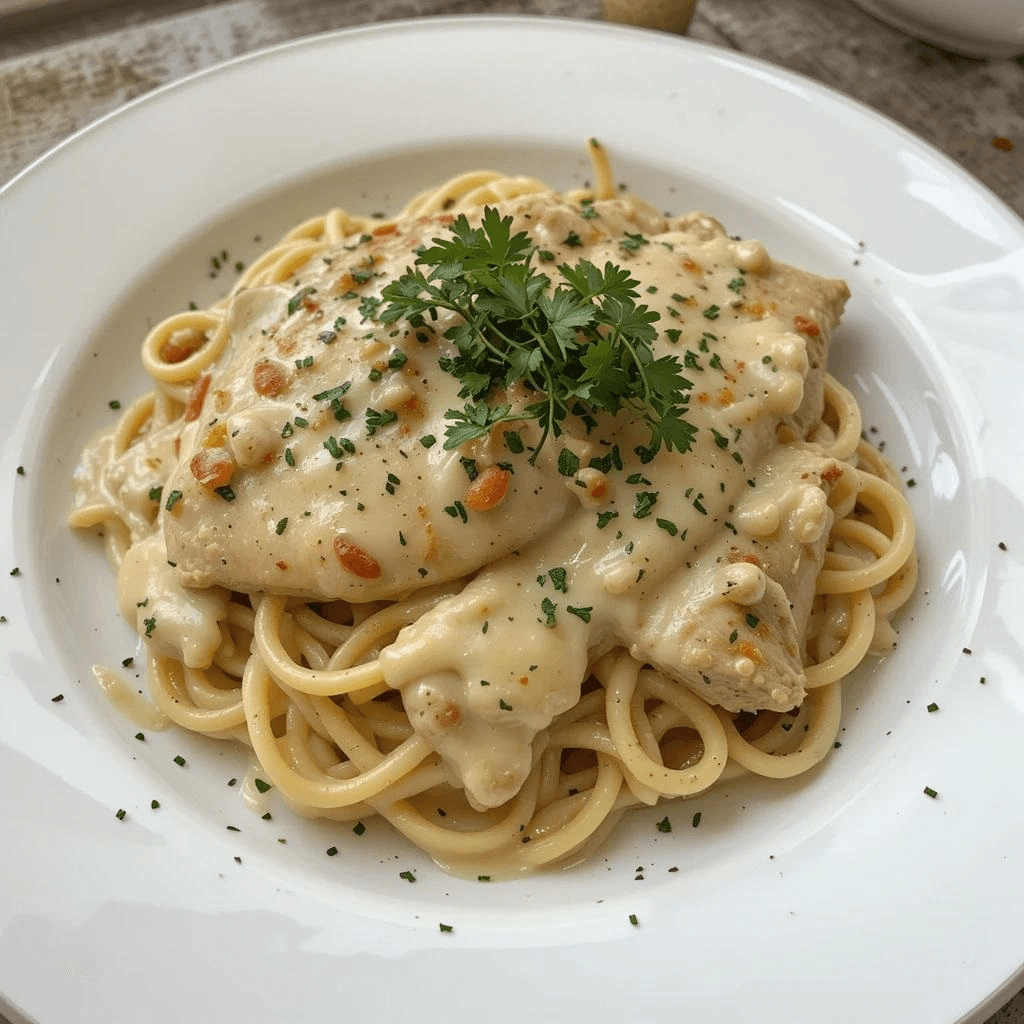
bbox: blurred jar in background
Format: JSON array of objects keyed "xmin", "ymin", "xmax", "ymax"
[{"xmin": 602, "ymin": 0, "xmax": 698, "ymax": 34}]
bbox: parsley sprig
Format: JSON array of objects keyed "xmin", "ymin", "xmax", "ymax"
[{"xmin": 379, "ymin": 208, "xmax": 697, "ymax": 461}]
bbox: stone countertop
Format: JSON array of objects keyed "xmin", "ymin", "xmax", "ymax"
[{"xmin": 1, "ymin": 2, "xmax": 1022, "ymax": 1023}]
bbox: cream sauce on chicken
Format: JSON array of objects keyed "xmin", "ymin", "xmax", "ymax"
[{"xmin": 75, "ymin": 191, "xmax": 850, "ymax": 810}]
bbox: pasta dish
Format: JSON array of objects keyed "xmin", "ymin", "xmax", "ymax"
[{"xmin": 70, "ymin": 141, "xmax": 916, "ymax": 876}]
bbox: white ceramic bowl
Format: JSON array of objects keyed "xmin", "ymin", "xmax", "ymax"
[{"xmin": 848, "ymin": 0, "xmax": 1024, "ymax": 57}]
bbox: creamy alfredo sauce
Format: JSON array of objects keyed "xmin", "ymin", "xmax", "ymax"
[{"xmin": 74, "ymin": 190, "xmax": 850, "ymax": 811}]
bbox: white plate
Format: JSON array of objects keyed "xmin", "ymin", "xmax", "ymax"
[{"xmin": 2, "ymin": 16, "xmax": 1023, "ymax": 1024}]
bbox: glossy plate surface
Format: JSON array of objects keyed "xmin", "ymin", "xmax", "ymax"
[{"xmin": 2, "ymin": 16, "xmax": 1023, "ymax": 1024}]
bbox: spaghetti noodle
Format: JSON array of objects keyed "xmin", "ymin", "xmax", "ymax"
[{"xmin": 70, "ymin": 142, "xmax": 916, "ymax": 876}]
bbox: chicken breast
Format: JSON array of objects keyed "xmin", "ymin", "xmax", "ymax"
[{"xmin": 105, "ymin": 191, "xmax": 849, "ymax": 809}]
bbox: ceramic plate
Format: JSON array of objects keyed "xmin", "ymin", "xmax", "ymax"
[{"xmin": 2, "ymin": 16, "xmax": 1023, "ymax": 1024}]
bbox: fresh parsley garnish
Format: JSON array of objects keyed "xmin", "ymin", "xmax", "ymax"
[
  {"xmin": 503, "ymin": 429, "xmax": 525, "ymax": 454},
  {"xmin": 312, "ymin": 383, "xmax": 351, "ymax": 403},
  {"xmin": 557, "ymin": 448, "xmax": 580, "ymax": 477},
  {"xmin": 633, "ymin": 491, "xmax": 659, "ymax": 519},
  {"xmin": 365, "ymin": 408, "xmax": 398, "ymax": 436},
  {"xmin": 379, "ymin": 207, "xmax": 696, "ymax": 462},
  {"xmin": 287, "ymin": 286, "xmax": 316, "ymax": 316}
]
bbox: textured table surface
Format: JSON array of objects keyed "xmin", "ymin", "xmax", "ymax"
[{"xmin": 1, "ymin": 2, "xmax": 1022, "ymax": 1022}]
